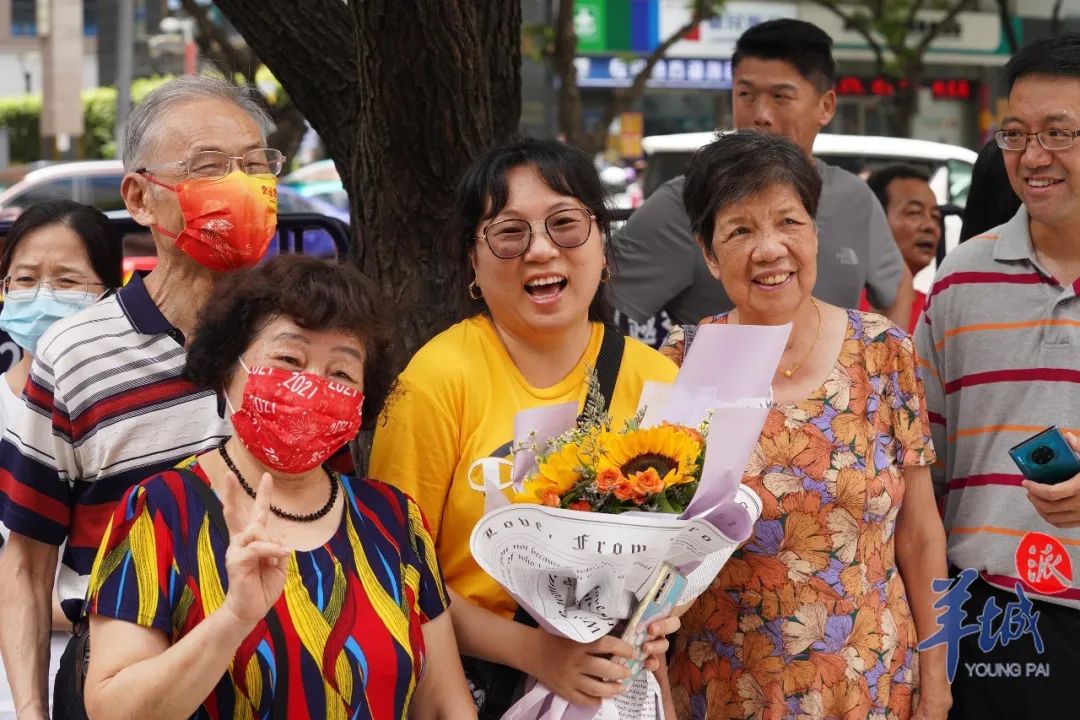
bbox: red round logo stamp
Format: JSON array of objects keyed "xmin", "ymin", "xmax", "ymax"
[{"xmin": 1015, "ymin": 532, "xmax": 1073, "ymax": 595}]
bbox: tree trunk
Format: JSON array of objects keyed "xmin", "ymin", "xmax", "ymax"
[
  {"xmin": 553, "ymin": 0, "xmax": 585, "ymax": 148},
  {"xmin": 212, "ymin": 0, "xmax": 521, "ymax": 366},
  {"xmin": 213, "ymin": 0, "xmax": 356, "ymax": 172},
  {"xmin": 891, "ymin": 67, "xmax": 919, "ymax": 139},
  {"xmin": 993, "ymin": 0, "xmax": 1020, "ymax": 55},
  {"xmin": 350, "ymin": 0, "xmax": 521, "ymax": 356},
  {"xmin": 268, "ymin": 102, "xmax": 307, "ymax": 169},
  {"xmin": 182, "ymin": 0, "xmax": 308, "ymax": 168}
]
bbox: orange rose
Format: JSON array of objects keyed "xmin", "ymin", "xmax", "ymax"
[
  {"xmin": 634, "ymin": 467, "xmax": 664, "ymax": 495},
  {"xmin": 613, "ymin": 480, "xmax": 645, "ymax": 504},
  {"xmin": 596, "ymin": 467, "xmax": 624, "ymax": 492},
  {"xmin": 568, "ymin": 500, "xmax": 593, "ymax": 512},
  {"xmin": 537, "ymin": 488, "xmax": 561, "ymax": 507}
]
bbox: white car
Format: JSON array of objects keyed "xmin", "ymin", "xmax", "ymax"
[
  {"xmin": 639, "ymin": 132, "xmax": 978, "ymax": 293},
  {"xmin": 0, "ymin": 160, "xmax": 128, "ymax": 221}
]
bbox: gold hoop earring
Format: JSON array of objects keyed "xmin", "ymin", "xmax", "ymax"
[
  {"xmin": 600, "ymin": 266, "xmax": 611, "ymax": 283},
  {"xmin": 468, "ymin": 281, "xmax": 483, "ymax": 300}
]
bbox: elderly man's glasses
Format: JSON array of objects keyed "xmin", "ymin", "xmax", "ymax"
[
  {"xmin": 3, "ymin": 275, "xmax": 107, "ymax": 302},
  {"xmin": 995, "ymin": 129, "xmax": 1080, "ymax": 152},
  {"xmin": 135, "ymin": 148, "xmax": 286, "ymax": 180},
  {"xmin": 478, "ymin": 208, "xmax": 595, "ymax": 260}
]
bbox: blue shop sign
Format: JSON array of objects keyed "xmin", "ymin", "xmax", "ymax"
[{"xmin": 573, "ymin": 56, "xmax": 731, "ymax": 90}]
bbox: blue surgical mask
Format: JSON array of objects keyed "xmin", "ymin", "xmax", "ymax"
[{"xmin": 0, "ymin": 288, "xmax": 99, "ymax": 353}]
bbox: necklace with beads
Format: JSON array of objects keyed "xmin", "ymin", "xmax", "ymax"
[{"xmin": 218, "ymin": 439, "xmax": 338, "ymax": 523}]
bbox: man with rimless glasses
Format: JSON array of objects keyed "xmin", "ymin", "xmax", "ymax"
[
  {"xmin": 0, "ymin": 75, "xmax": 283, "ymax": 720},
  {"xmin": 914, "ymin": 34, "xmax": 1080, "ymax": 719}
]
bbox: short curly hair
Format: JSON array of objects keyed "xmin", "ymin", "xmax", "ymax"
[{"xmin": 183, "ymin": 255, "xmax": 392, "ymax": 427}]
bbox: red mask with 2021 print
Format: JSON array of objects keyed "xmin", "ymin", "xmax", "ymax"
[{"xmin": 230, "ymin": 364, "xmax": 364, "ymax": 474}]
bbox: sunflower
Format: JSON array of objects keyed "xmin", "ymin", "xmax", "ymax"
[
  {"xmin": 597, "ymin": 425, "xmax": 701, "ymax": 488},
  {"xmin": 515, "ymin": 440, "xmax": 590, "ymax": 502}
]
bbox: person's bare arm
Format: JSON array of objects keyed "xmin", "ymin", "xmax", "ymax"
[
  {"xmin": 879, "ymin": 263, "xmax": 915, "ymax": 329},
  {"xmin": 85, "ymin": 473, "xmax": 289, "ymax": 720},
  {"xmin": 409, "ymin": 612, "xmax": 477, "ymax": 719},
  {"xmin": 0, "ymin": 533, "xmax": 58, "ymax": 720},
  {"xmin": 84, "ymin": 609, "xmax": 257, "ymax": 720},
  {"xmin": 896, "ymin": 465, "xmax": 951, "ymax": 720}
]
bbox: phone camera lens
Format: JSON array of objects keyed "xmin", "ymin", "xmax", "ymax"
[{"xmin": 1032, "ymin": 446, "xmax": 1056, "ymax": 465}]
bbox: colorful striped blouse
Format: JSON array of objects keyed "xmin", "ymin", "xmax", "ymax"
[{"xmin": 86, "ymin": 457, "xmax": 449, "ymax": 719}]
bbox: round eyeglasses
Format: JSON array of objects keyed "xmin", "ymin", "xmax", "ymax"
[
  {"xmin": 995, "ymin": 129, "xmax": 1080, "ymax": 152},
  {"xmin": 135, "ymin": 148, "xmax": 286, "ymax": 180},
  {"xmin": 3, "ymin": 275, "xmax": 108, "ymax": 302},
  {"xmin": 478, "ymin": 208, "xmax": 595, "ymax": 260}
]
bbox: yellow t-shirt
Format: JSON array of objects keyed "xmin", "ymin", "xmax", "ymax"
[{"xmin": 369, "ymin": 316, "xmax": 678, "ymax": 619}]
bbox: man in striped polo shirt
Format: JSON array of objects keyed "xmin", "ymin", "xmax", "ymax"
[
  {"xmin": 916, "ymin": 34, "xmax": 1080, "ymax": 718},
  {"xmin": 0, "ymin": 76, "xmax": 280, "ymax": 719}
]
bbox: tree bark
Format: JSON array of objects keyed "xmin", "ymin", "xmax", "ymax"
[
  {"xmin": 993, "ymin": 0, "xmax": 1020, "ymax": 55},
  {"xmin": 475, "ymin": 0, "xmax": 524, "ymax": 143},
  {"xmin": 181, "ymin": 0, "xmax": 307, "ymax": 166},
  {"xmin": 553, "ymin": 0, "xmax": 585, "ymax": 148},
  {"xmin": 552, "ymin": 0, "xmax": 720, "ymax": 155},
  {"xmin": 584, "ymin": 0, "xmax": 719, "ymax": 154},
  {"xmin": 807, "ymin": 0, "xmax": 972, "ymax": 138},
  {"xmin": 214, "ymin": 0, "xmax": 521, "ymax": 366},
  {"xmin": 1052, "ymin": 0, "xmax": 1065, "ymax": 34},
  {"xmin": 891, "ymin": 65, "xmax": 920, "ymax": 138},
  {"xmin": 350, "ymin": 0, "xmax": 521, "ymax": 357},
  {"xmin": 213, "ymin": 0, "xmax": 356, "ymax": 170}
]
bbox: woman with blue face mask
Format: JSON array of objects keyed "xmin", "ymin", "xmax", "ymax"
[
  {"xmin": 0, "ymin": 199, "xmax": 122, "ymax": 717},
  {"xmin": 0, "ymin": 201, "xmax": 122, "ymax": 419}
]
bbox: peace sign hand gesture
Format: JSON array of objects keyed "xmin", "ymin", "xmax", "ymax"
[{"xmin": 220, "ymin": 471, "xmax": 290, "ymax": 627}]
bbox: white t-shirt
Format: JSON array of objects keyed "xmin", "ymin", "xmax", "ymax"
[{"xmin": 0, "ymin": 372, "xmax": 67, "ymax": 719}]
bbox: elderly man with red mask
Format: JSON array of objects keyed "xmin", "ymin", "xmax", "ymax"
[{"xmin": 0, "ymin": 75, "xmax": 282, "ymax": 720}]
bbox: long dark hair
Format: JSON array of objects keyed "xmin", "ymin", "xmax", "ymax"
[{"xmin": 450, "ymin": 137, "xmax": 613, "ymax": 321}]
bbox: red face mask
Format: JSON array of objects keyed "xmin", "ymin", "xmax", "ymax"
[
  {"xmin": 146, "ymin": 171, "xmax": 278, "ymax": 272},
  {"xmin": 229, "ymin": 362, "xmax": 364, "ymax": 474}
]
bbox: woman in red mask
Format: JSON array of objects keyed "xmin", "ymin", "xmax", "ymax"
[{"xmin": 80, "ymin": 256, "xmax": 476, "ymax": 720}]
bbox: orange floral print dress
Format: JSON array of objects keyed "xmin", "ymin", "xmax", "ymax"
[{"xmin": 663, "ymin": 310, "xmax": 936, "ymax": 720}]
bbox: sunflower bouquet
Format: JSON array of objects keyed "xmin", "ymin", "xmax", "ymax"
[
  {"xmin": 469, "ymin": 323, "xmax": 791, "ymax": 720},
  {"xmin": 515, "ymin": 374, "xmax": 708, "ymax": 516}
]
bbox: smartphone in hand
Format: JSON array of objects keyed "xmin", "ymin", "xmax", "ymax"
[
  {"xmin": 613, "ymin": 564, "xmax": 688, "ymax": 686},
  {"xmin": 1009, "ymin": 426, "xmax": 1080, "ymax": 484}
]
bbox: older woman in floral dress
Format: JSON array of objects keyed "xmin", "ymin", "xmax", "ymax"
[{"xmin": 661, "ymin": 132, "xmax": 951, "ymax": 720}]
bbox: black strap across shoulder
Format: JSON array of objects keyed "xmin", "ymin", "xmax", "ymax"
[
  {"xmin": 180, "ymin": 469, "xmax": 289, "ymax": 720},
  {"xmin": 576, "ymin": 322, "xmax": 625, "ymax": 427}
]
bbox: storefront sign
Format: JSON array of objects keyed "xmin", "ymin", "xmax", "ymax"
[
  {"xmin": 659, "ymin": 0, "xmax": 796, "ymax": 58},
  {"xmin": 836, "ymin": 75, "xmax": 975, "ymax": 101},
  {"xmin": 573, "ymin": 56, "xmax": 732, "ymax": 89},
  {"xmin": 574, "ymin": 0, "xmax": 607, "ymax": 54},
  {"xmin": 571, "ymin": 0, "xmax": 796, "ymax": 58}
]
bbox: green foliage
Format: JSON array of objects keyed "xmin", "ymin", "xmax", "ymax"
[
  {"xmin": 0, "ymin": 95, "xmax": 41, "ymax": 163},
  {"xmin": 82, "ymin": 87, "xmax": 117, "ymax": 159},
  {"xmin": 0, "ymin": 74, "xmax": 197, "ymax": 162}
]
